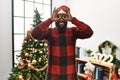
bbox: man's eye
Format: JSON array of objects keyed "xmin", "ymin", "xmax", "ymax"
[
  {"xmin": 63, "ymin": 15, "xmax": 67, "ymax": 18},
  {"xmin": 57, "ymin": 15, "xmax": 60, "ymax": 18}
]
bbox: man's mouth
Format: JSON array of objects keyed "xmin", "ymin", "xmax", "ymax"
[{"xmin": 59, "ymin": 22, "xmax": 64, "ymax": 26}]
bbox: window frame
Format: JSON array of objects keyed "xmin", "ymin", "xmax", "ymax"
[{"xmin": 12, "ymin": 0, "xmax": 52, "ymax": 67}]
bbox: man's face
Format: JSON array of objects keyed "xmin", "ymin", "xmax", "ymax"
[{"xmin": 56, "ymin": 13, "xmax": 67, "ymax": 28}]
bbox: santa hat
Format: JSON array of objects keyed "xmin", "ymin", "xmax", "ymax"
[{"xmin": 57, "ymin": 5, "xmax": 70, "ymax": 14}]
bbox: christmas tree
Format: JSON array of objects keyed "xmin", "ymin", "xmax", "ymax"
[{"xmin": 8, "ymin": 8, "xmax": 48, "ymax": 80}]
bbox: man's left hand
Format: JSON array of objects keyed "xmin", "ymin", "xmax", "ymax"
[{"xmin": 63, "ymin": 8, "xmax": 73, "ymax": 21}]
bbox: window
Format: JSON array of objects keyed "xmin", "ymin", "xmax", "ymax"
[{"xmin": 12, "ymin": 0, "xmax": 52, "ymax": 66}]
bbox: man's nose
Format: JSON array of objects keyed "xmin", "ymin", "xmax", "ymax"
[{"xmin": 59, "ymin": 17, "xmax": 64, "ymax": 21}]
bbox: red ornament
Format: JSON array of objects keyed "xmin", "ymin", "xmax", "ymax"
[
  {"xmin": 21, "ymin": 57, "xmax": 25, "ymax": 60},
  {"xmin": 112, "ymin": 73, "xmax": 118, "ymax": 80},
  {"xmin": 18, "ymin": 62, "xmax": 25, "ymax": 68},
  {"xmin": 24, "ymin": 36, "xmax": 29, "ymax": 41},
  {"xmin": 26, "ymin": 78, "xmax": 30, "ymax": 80},
  {"xmin": 86, "ymin": 75, "xmax": 89, "ymax": 80}
]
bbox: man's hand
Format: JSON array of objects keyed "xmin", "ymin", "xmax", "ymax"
[
  {"xmin": 51, "ymin": 7, "xmax": 73, "ymax": 22},
  {"xmin": 63, "ymin": 8, "xmax": 73, "ymax": 21},
  {"xmin": 51, "ymin": 8, "xmax": 61, "ymax": 21}
]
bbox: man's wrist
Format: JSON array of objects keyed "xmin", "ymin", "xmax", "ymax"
[
  {"xmin": 71, "ymin": 17, "xmax": 76, "ymax": 22},
  {"xmin": 50, "ymin": 17, "xmax": 53, "ymax": 21}
]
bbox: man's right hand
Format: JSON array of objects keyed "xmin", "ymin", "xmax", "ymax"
[{"xmin": 51, "ymin": 7, "xmax": 61, "ymax": 21}]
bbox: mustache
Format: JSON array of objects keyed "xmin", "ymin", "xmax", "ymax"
[
  {"xmin": 55, "ymin": 21, "xmax": 67, "ymax": 26},
  {"xmin": 56, "ymin": 21, "xmax": 65, "ymax": 23},
  {"xmin": 55, "ymin": 21, "xmax": 67, "ymax": 31}
]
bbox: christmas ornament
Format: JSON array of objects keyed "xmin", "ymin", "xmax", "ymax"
[
  {"xmin": 26, "ymin": 78, "xmax": 30, "ymax": 80},
  {"xmin": 112, "ymin": 73, "xmax": 118, "ymax": 80},
  {"xmin": 27, "ymin": 60, "xmax": 32, "ymax": 68},
  {"xmin": 44, "ymin": 43, "xmax": 48, "ymax": 47},
  {"xmin": 32, "ymin": 59, "xmax": 37, "ymax": 64},
  {"xmin": 40, "ymin": 75, "xmax": 42, "ymax": 78},
  {"xmin": 34, "ymin": 50, "xmax": 37, "ymax": 52},
  {"xmin": 24, "ymin": 41, "xmax": 27, "ymax": 43},
  {"xmin": 21, "ymin": 57, "xmax": 25, "ymax": 60},
  {"xmin": 25, "ymin": 53, "xmax": 29, "ymax": 57},
  {"xmin": 39, "ymin": 58, "xmax": 42, "ymax": 62},
  {"xmin": 33, "ymin": 19, "xmax": 36, "ymax": 22},
  {"xmin": 44, "ymin": 48, "xmax": 47, "ymax": 52},
  {"xmin": 24, "ymin": 36, "xmax": 29, "ymax": 41},
  {"xmin": 40, "ymin": 51, "xmax": 43, "ymax": 53},
  {"xmin": 34, "ymin": 39, "xmax": 37, "ymax": 42},
  {"xmin": 28, "ymin": 63, "xmax": 32, "ymax": 68},
  {"xmin": 19, "ymin": 75, "xmax": 23, "ymax": 79},
  {"xmin": 18, "ymin": 62, "xmax": 25, "ymax": 68},
  {"xmin": 40, "ymin": 43, "xmax": 43, "ymax": 47},
  {"xmin": 29, "ymin": 38, "xmax": 32, "ymax": 41}
]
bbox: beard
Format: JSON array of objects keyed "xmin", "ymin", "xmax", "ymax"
[{"xmin": 55, "ymin": 21, "xmax": 67, "ymax": 31}]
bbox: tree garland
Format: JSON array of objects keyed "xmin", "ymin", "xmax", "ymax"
[
  {"xmin": 24, "ymin": 47, "xmax": 48, "ymax": 72},
  {"xmin": 31, "ymin": 63, "xmax": 48, "ymax": 72},
  {"xmin": 98, "ymin": 40, "xmax": 120, "ymax": 76}
]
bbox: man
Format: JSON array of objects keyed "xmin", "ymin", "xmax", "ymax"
[{"xmin": 31, "ymin": 5, "xmax": 93, "ymax": 80}]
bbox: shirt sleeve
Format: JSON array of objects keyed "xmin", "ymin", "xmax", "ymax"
[
  {"xmin": 71, "ymin": 17, "xmax": 93, "ymax": 39},
  {"xmin": 31, "ymin": 18, "xmax": 53, "ymax": 40}
]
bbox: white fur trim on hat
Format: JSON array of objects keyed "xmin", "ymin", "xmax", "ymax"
[{"xmin": 58, "ymin": 9, "xmax": 66, "ymax": 14}]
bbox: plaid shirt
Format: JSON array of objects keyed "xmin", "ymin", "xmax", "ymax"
[{"xmin": 31, "ymin": 18, "xmax": 93, "ymax": 80}]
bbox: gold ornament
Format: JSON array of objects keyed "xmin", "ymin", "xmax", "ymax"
[
  {"xmin": 40, "ymin": 51, "xmax": 43, "ymax": 53},
  {"xmin": 39, "ymin": 58, "xmax": 42, "ymax": 62},
  {"xmin": 19, "ymin": 75, "xmax": 23, "ymax": 79},
  {"xmin": 32, "ymin": 59, "xmax": 37, "ymax": 64},
  {"xmin": 44, "ymin": 43, "xmax": 48, "ymax": 47},
  {"xmin": 28, "ymin": 62, "xmax": 32, "ymax": 68},
  {"xmin": 25, "ymin": 53, "xmax": 29, "ymax": 57}
]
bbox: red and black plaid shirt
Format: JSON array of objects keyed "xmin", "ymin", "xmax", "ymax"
[{"xmin": 31, "ymin": 18, "xmax": 93, "ymax": 80}]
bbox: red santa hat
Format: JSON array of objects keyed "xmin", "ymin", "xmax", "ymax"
[{"xmin": 57, "ymin": 5, "xmax": 70, "ymax": 14}]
